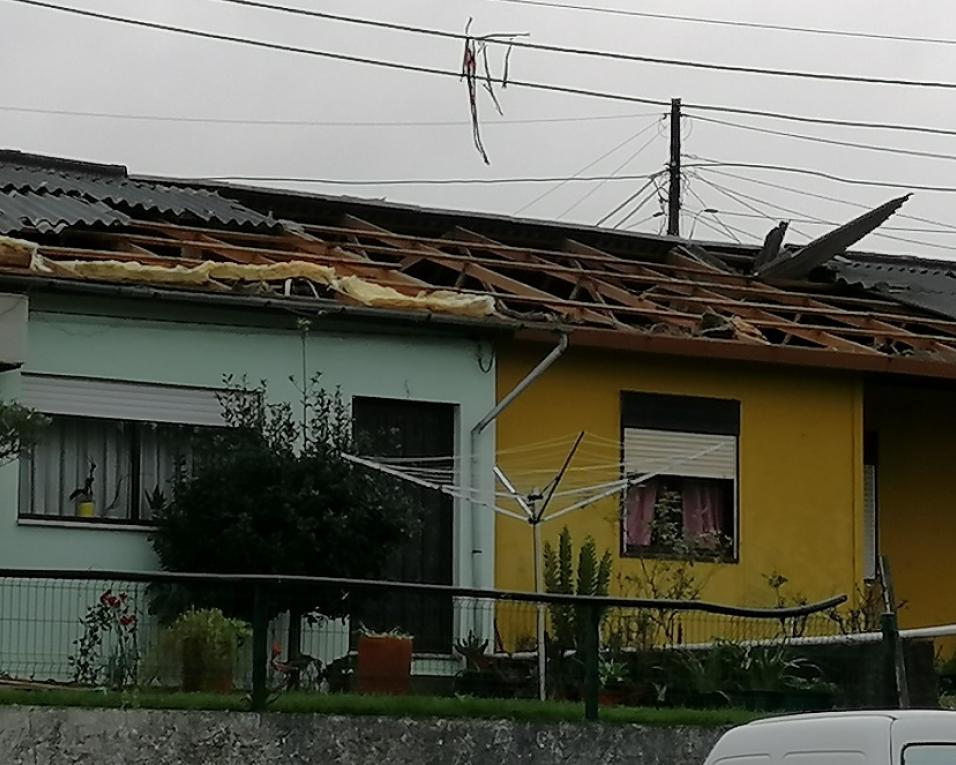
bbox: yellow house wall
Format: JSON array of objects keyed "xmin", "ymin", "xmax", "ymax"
[
  {"xmin": 867, "ymin": 383, "xmax": 956, "ymax": 635},
  {"xmin": 495, "ymin": 343, "xmax": 864, "ymax": 621}
]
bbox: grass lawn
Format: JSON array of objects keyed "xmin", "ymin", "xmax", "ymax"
[{"xmin": 0, "ymin": 687, "xmax": 760, "ymax": 726}]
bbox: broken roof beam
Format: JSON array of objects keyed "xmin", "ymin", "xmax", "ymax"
[
  {"xmin": 753, "ymin": 222, "xmax": 789, "ymax": 272},
  {"xmin": 756, "ymin": 195, "xmax": 910, "ymax": 281},
  {"xmin": 666, "ymin": 244, "xmax": 733, "ymax": 273},
  {"xmin": 447, "ymin": 229, "xmax": 697, "ymax": 331},
  {"xmin": 339, "ymin": 215, "xmax": 619, "ymax": 328}
]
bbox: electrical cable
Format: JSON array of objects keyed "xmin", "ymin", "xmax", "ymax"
[
  {"xmin": 684, "ymin": 158, "xmax": 956, "ymax": 195},
  {"xmin": 558, "ymin": 131, "xmax": 663, "ymax": 218},
  {"xmin": 513, "ymin": 115, "xmax": 661, "ymax": 214},
  {"xmin": 690, "ymin": 114, "xmax": 956, "ymax": 164},
  {"xmin": 611, "ymin": 178, "xmax": 663, "ymax": 229},
  {"xmin": 13, "ymin": 0, "xmax": 956, "ymax": 144},
  {"xmin": 211, "ymin": 0, "xmax": 956, "ymax": 92},
  {"xmin": 694, "ymin": 174, "xmax": 956, "ymax": 253},
  {"xmin": 0, "ymin": 103, "xmax": 663, "ymax": 128},
  {"xmin": 491, "ymin": 0, "xmax": 956, "ymax": 48},
  {"xmin": 693, "ymin": 166, "xmax": 956, "ymax": 234},
  {"xmin": 189, "ymin": 171, "xmax": 665, "ymax": 186}
]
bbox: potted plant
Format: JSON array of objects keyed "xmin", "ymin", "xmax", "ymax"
[
  {"xmin": 164, "ymin": 608, "xmax": 250, "ymax": 693},
  {"xmin": 598, "ymin": 654, "xmax": 628, "ymax": 706},
  {"xmin": 454, "ymin": 631, "xmax": 495, "ymax": 697},
  {"xmin": 70, "ymin": 460, "xmax": 96, "ymax": 518},
  {"xmin": 730, "ymin": 644, "xmax": 834, "ymax": 712},
  {"xmin": 356, "ymin": 626, "xmax": 413, "ymax": 695}
]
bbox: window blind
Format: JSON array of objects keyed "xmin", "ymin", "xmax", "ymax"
[
  {"xmin": 863, "ymin": 463, "xmax": 878, "ymax": 580},
  {"xmin": 20, "ymin": 375, "xmax": 225, "ymax": 427},
  {"xmin": 623, "ymin": 427, "xmax": 737, "ymax": 480}
]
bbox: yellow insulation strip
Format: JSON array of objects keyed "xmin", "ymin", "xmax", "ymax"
[{"xmin": 30, "ymin": 253, "xmax": 496, "ymax": 317}]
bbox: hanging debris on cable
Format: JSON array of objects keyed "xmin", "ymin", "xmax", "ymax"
[{"xmin": 461, "ymin": 18, "xmax": 527, "ymax": 164}]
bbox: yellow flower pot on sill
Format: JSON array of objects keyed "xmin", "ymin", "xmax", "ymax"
[{"xmin": 75, "ymin": 501, "xmax": 95, "ymax": 519}]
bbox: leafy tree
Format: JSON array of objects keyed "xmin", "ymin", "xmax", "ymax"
[
  {"xmin": 0, "ymin": 401, "xmax": 48, "ymax": 464},
  {"xmin": 149, "ymin": 375, "xmax": 412, "ymax": 660}
]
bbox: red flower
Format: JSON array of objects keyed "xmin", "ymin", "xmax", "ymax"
[
  {"xmin": 106, "ymin": 596, "xmax": 121, "ymax": 608},
  {"xmin": 271, "ymin": 642, "xmax": 282, "ymax": 658},
  {"xmin": 120, "ymin": 615, "xmax": 136, "ymax": 627},
  {"xmin": 99, "ymin": 589, "xmax": 113, "ymax": 606}
]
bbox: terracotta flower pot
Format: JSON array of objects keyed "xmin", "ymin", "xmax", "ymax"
[
  {"xmin": 356, "ymin": 635, "xmax": 412, "ymax": 695},
  {"xmin": 599, "ymin": 689, "xmax": 626, "ymax": 707}
]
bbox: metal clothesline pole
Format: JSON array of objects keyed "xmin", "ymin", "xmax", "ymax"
[{"xmin": 350, "ymin": 435, "xmax": 733, "ymax": 704}]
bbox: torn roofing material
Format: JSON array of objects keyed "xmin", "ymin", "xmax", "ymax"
[
  {"xmin": 756, "ymin": 195, "xmax": 910, "ymax": 281},
  {"xmin": 0, "ymin": 150, "xmax": 278, "ymax": 233},
  {"xmin": 832, "ymin": 254, "xmax": 956, "ymax": 321}
]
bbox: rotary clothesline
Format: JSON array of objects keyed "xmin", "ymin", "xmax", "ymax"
[{"xmin": 344, "ymin": 434, "xmax": 724, "ymax": 701}]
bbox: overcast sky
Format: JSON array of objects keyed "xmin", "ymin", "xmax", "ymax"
[{"xmin": 3, "ymin": 0, "xmax": 956, "ymax": 258}]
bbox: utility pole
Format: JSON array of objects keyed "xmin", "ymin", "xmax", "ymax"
[{"xmin": 667, "ymin": 97, "xmax": 682, "ymax": 237}]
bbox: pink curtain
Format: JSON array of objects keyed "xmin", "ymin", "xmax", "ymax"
[
  {"xmin": 625, "ymin": 480, "xmax": 658, "ymax": 548},
  {"xmin": 682, "ymin": 479, "xmax": 725, "ymax": 537}
]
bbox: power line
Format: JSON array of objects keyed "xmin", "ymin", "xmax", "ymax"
[
  {"xmin": 691, "ymin": 114, "xmax": 956, "ymax": 163},
  {"xmin": 210, "ymin": 0, "xmax": 956, "ymax": 92},
  {"xmin": 684, "ymin": 209, "xmax": 747, "ymax": 244},
  {"xmin": 13, "ymin": 0, "xmax": 956, "ymax": 145},
  {"xmin": 491, "ymin": 0, "xmax": 956, "ymax": 47},
  {"xmin": 190, "ymin": 171, "xmax": 664, "ymax": 185},
  {"xmin": 513, "ymin": 115, "xmax": 662, "ymax": 214},
  {"xmin": 594, "ymin": 174, "xmax": 660, "ymax": 227},
  {"xmin": 694, "ymin": 166, "xmax": 956, "ymax": 234},
  {"xmin": 622, "ymin": 211, "xmax": 664, "ymax": 231},
  {"xmin": 0, "ymin": 103, "xmax": 660, "ymax": 127},
  {"xmin": 683, "ymin": 103, "xmax": 956, "ymax": 141},
  {"xmin": 702, "ymin": 208, "xmax": 956, "ymax": 236},
  {"xmin": 612, "ymin": 179, "xmax": 664, "ymax": 229},
  {"xmin": 558, "ymin": 129, "xmax": 663, "ymax": 217},
  {"xmin": 682, "ymin": 184, "xmax": 753, "ymax": 242},
  {"xmin": 684, "ymin": 158, "xmax": 956, "ymax": 195},
  {"xmin": 693, "ymin": 172, "xmax": 956, "ymax": 253},
  {"xmin": 690, "ymin": 175, "xmax": 817, "ymax": 239}
]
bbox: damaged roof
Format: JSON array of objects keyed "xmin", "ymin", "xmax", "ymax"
[
  {"xmin": 0, "ymin": 151, "xmax": 278, "ymax": 234},
  {"xmin": 832, "ymin": 253, "xmax": 956, "ymax": 322},
  {"xmin": 2, "ymin": 150, "xmax": 956, "ymax": 381}
]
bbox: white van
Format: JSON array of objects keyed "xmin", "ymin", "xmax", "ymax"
[{"xmin": 704, "ymin": 711, "xmax": 956, "ymax": 765}]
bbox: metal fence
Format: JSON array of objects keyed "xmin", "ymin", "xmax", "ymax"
[{"xmin": 0, "ymin": 568, "xmax": 918, "ymax": 720}]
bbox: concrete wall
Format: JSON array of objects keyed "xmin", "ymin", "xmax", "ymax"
[
  {"xmin": 0, "ymin": 708, "xmax": 725, "ymax": 765},
  {"xmin": 495, "ymin": 342, "xmax": 865, "ymax": 615}
]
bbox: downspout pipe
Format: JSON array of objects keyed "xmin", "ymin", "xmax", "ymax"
[{"xmin": 468, "ymin": 332, "xmax": 569, "ymax": 595}]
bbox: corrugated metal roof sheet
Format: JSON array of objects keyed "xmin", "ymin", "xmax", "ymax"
[
  {"xmin": 0, "ymin": 150, "xmax": 278, "ymax": 232},
  {"xmin": 0, "ymin": 189, "xmax": 130, "ymax": 234},
  {"xmin": 832, "ymin": 255, "xmax": 956, "ymax": 320}
]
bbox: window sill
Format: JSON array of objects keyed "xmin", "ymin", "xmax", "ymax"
[
  {"xmin": 622, "ymin": 547, "xmax": 738, "ymax": 564},
  {"xmin": 17, "ymin": 517, "xmax": 156, "ymax": 533}
]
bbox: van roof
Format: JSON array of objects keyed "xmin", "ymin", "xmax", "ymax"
[{"xmin": 748, "ymin": 710, "xmax": 956, "ymax": 726}]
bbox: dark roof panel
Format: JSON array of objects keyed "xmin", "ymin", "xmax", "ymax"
[
  {"xmin": 832, "ymin": 255, "xmax": 956, "ymax": 320},
  {"xmin": 0, "ymin": 150, "xmax": 278, "ymax": 232},
  {"xmin": 0, "ymin": 189, "xmax": 130, "ymax": 234}
]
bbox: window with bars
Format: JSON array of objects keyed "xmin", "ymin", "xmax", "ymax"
[{"xmin": 621, "ymin": 392, "xmax": 739, "ymax": 559}]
